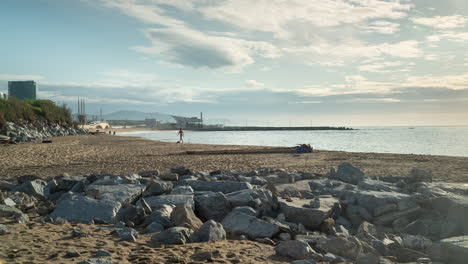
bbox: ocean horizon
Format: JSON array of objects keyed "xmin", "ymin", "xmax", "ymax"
[{"xmin": 120, "ymin": 126, "xmax": 468, "ymax": 158}]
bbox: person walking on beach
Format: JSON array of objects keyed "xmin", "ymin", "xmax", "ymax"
[{"xmin": 177, "ymin": 128, "xmax": 184, "ymax": 143}]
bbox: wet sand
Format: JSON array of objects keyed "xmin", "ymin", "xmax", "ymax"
[{"xmin": 1, "ymin": 134, "xmax": 468, "ymax": 182}]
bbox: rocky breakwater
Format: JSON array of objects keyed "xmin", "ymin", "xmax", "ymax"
[
  {"xmin": 1, "ymin": 164, "xmax": 468, "ymax": 263},
  {"xmin": 0, "ymin": 120, "xmax": 87, "ymax": 143}
]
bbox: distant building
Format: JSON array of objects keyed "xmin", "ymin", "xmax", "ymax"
[
  {"xmin": 172, "ymin": 115, "xmax": 203, "ymax": 129},
  {"xmin": 145, "ymin": 118, "xmax": 160, "ymax": 128},
  {"xmin": 8, "ymin": 80, "xmax": 36, "ymax": 100},
  {"xmin": 0, "ymin": 92, "xmax": 7, "ymax": 100}
]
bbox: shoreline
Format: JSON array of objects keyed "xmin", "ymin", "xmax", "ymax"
[
  {"xmin": 117, "ymin": 132, "xmax": 468, "ymax": 159},
  {"xmin": 1, "ymin": 134, "xmax": 467, "ymax": 182}
]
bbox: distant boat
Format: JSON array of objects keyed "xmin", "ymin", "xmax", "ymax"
[{"xmin": 409, "ymin": 127, "xmax": 415, "ymax": 129}]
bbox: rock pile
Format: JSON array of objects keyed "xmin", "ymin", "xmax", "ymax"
[
  {"xmin": 0, "ymin": 121, "xmax": 87, "ymax": 143},
  {"xmin": 1, "ymin": 164, "xmax": 468, "ymax": 263}
]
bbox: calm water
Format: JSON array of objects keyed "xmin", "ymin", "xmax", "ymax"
[{"xmin": 120, "ymin": 127, "xmax": 468, "ymax": 157}]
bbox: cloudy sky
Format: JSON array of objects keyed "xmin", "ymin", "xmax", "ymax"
[{"xmin": 1, "ymin": 0, "xmax": 467, "ymax": 126}]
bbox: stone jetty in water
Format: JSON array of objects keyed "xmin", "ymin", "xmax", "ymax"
[{"xmin": 1, "ymin": 163, "xmax": 468, "ymax": 263}]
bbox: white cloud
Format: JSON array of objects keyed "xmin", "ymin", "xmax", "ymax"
[
  {"xmin": 361, "ymin": 21, "xmax": 401, "ymax": 34},
  {"xmin": 245, "ymin": 80, "xmax": 265, "ymax": 89},
  {"xmin": 358, "ymin": 61, "xmax": 414, "ymax": 73},
  {"xmin": 0, "ymin": 74, "xmax": 45, "ymax": 81},
  {"xmin": 133, "ymin": 27, "xmax": 281, "ymax": 71},
  {"xmin": 426, "ymin": 31, "xmax": 468, "ymax": 43},
  {"xmin": 412, "ymin": 15, "xmax": 468, "ymax": 29}
]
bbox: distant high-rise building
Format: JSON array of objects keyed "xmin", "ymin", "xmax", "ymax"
[{"xmin": 8, "ymin": 80, "xmax": 37, "ymax": 100}]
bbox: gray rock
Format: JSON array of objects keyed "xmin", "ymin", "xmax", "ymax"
[
  {"xmin": 85, "ymin": 184, "xmax": 145, "ymax": 204},
  {"xmin": 250, "ymin": 176, "xmax": 268, "ymax": 185},
  {"xmin": 275, "ymin": 240, "xmax": 316, "ymax": 260},
  {"xmin": 151, "ymin": 227, "xmax": 193, "ymax": 245},
  {"xmin": 192, "ymin": 220, "xmax": 226, "ymax": 242},
  {"xmin": 231, "ymin": 206, "xmax": 257, "ymax": 216},
  {"xmin": 0, "ymin": 224, "xmax": 9, "ymax": 235},
  {"xmin": 392, "ymin": 247, "xmax": 428, "ymax": 263},
  {"xmin": 279, "ymin": 232, "xmax": 292, "ymax": 241},
  {"xmin": 116, "ymin": 228, "xmax": 138, "ymax": 242},
  {"xmin": 226, "ymin": 189, "xmax": 277, "ymax": 214},
  {"xmin": 356, "ymin": 253, "xmax": 380, "ymax": 264},
  {"xmin": 402, "ymin": 234, "xmax": 432, "ymax": 251},
  {"xmin": 222, "ymin": 211, "xmax": 279, "ymax": 239},
  {"xmin": 138, "ymin": 194, "xmax": 194, "ymax": 210},
  {"xmin": 138, "ymin": 170, "xmax": 160, "ymax": 178},
  {"xmin": 317, "ymin": 236, "xmax": 363, "ymax": 260},
  {"xmin": 440, "ymin": 236, "xmax": 468, "ymax": 264},
  {"xmin": 408, "ymin": 168, "xmax": 432, "ymax": 183},
  {"xmin": 2, "ymin": 198, "xmax": 16, "ymax": 206},
  {"xmin": 194, "ymin": 192, "xmax": 231, "ymax": 222},
  {"xmin": 143, "ymin": 205, "xmax": 173, "ymax": 227},
  {"xmin": 373, "ymin": 206, "xmax": 421, "ymax": 226},
  {"xmin": 373, "ymin": 203, "xmax": 398, "ymax": 217},
  {"xmin": 171, "ymin": 186, "xmax": 194, "ymax": 195},
  {"xmin": 14, "ymin": 179, "xmax": 48, "ymax": 199},
  {"xmin": 96, "ymin": 249, "xmax": 112, "ymax": 257},
  {"xmin": 328, "ymin": 163, "xmax": 366, "ymax": 185},
  {"xmin": 171, "ymin": 203, "xmax": 203, "ymax": 231},
  {"xmin": 179, "ymin": 180, "xmax": 252, "ymax": 194},
  {"xmin": 159, "ymin": 172, "xmax": 179, "ymax": 181},
  {"xmin": 143, "ymin": 180, "xmax": 173, "ymax": 196},
  {"xmin": 171, "ymin": 166, "xmax": 192, "ymax": 176},
  {"xmin": 145, "ymin": 221, "xmax": 165, "ymax": 233},
  {"xmin": 342, "ymin": 190, "xmax": 409, "ymax": 214},
  {"xmin": 0, "ymin": 204, "xmax": 23, "ymax": 218},
  {"xmin": 278, "ymin": 196, "xmax": 340, "ymax": 229},
  {"xmin": 358, "ymin": 179, "xmax": 397, "ymax": 192},
  {"xmin": 275, "ymin": 181, "xmax": 312, "ymax": 197},
  {"xmin": 65, "ymin": 249, "xmax": 81, "ymax": 258},
  {"xmin": 50, "ymin": 194, "xmax": 121, "ymax": 223},
  {"xmin": 431, "ymin": 195, "xmax": 468, "ymax": 238},
  {"xmin": 115, "ymin": 204, "xmax": 145, "ymax": 223},
  {"xmin": 78, "ymin": 258, "xmax": 113, "ymax": 264}
]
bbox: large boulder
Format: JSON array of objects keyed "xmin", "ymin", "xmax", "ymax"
[
  {"xmin": 222, "ymin": 211, "xmax": 279, "ymax": 239},
  {"xmin": 440, "ymin": 236, "xmax": 468, "ymax": 264},
  {"xmin": 151, "ymin": 227, "xmax": 193, "ymax": 245},
  {"xmin": 171, "ymin": 203, "xmax": 203, "ymax": 232},
  {"xmin": 143, "ymin": 205, "xmax": 173, "ymax": 227},
  {"xmin": 275, "ymin": 181, "xmax": 312, "ymax": 197},
  {"xmin": 13, "ymin": 179, "xmax": 48, "ymax": 199},
  {"xmin": 278, "ymin": 196, "xmax": 340, "ymax": 229},
  {"xmin": 50, "ymin": 194, "xmax": 121, "ymax": 223},
  {"xmin": 226, "ymin": 189, "xmax": 277, "ymax": 215},
  {"xmin": 316, "ymin": 236, "xmax": 363, "ymax": 260},
  {"xmin": 143, "ymin": 180, "xmax": 173, "ymax": 196},
  {"xmin": 192, "ymin": 220, "xmax": 226, "ymax": 242},
  {"xmin": 177, "ymin": 180, "xmax": 252, "ymax": 194},
  {"xmin": 137, "ymin": 195, "xmax": 194, "ymax": 210},
  {"xmin": 85, "ymin": 184, "xmax": 145, "ymax": 204},
  {"xmin": 341, "ymin": 190, "xmax": 409, "ymax": 214},
  {"xmin": 327, "ymin": 163, "xmax": 366, "ymax": 185},
  {"xmin": 194, "ymin": 192, "xmax": 231, "ymax": 222},
  {"xmin": 275, "ymin": 240, "xmax": 317, "ymax": 260},
  {"xmin": 431, "ymin": 195, "xmax": 468, "ymax": 238}
]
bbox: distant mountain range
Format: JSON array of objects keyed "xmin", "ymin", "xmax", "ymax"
[{"xmin": 102, "ymin": 111, "xmax": 175, "ymax": 122}]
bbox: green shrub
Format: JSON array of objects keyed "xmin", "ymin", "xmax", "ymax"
[{"xmin": 0, "ymin": 98, "xmax": 72, "ymax": 126}]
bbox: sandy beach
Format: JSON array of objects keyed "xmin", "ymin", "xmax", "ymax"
[{"xmin": 1, "ymin": 134, "xmax": 468, "ymax": 182}]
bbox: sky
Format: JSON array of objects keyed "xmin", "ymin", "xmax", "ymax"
[{"xmin": 0, "ymin": 0, "xmax": 467, "ymax": 126}]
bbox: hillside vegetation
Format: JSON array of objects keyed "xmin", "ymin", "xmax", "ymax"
[{"xmin": 0, "ymin": 98, "xmax": 72, "ymax": 126}]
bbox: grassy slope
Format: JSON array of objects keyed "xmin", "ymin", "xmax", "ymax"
[{"xmin": 0, "ymin": 98, "xmax": 72, "ymax": 126}]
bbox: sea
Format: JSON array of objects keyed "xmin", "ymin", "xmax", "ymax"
[{"xmin": 119, "ymin": 126, "xmax": 468, "ymax": 157}]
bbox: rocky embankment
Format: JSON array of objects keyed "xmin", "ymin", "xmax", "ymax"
[
  {"xmin": 0, "ymin": 121, "xmax": 87, "ymax": 143},
  {"xmin": 2, "ymin": 164, "xmax": 468, "ymax": 263}
]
